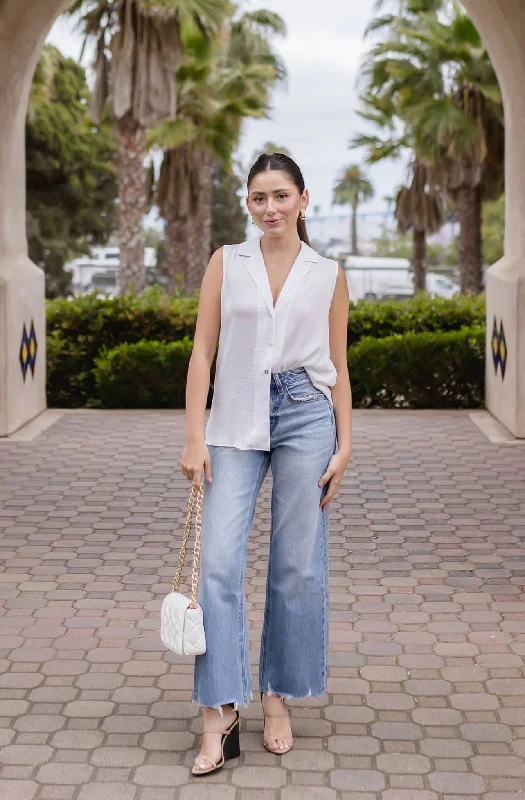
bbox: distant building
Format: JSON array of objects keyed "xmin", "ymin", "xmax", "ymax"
[{"xmin": 64, "ymin": 246, "xmax": 158, "ymax": 297}]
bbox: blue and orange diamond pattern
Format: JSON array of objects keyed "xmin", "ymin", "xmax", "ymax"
[
  {"xmin": 491, "ymin": 315, "xmax": 507, "ymax": 380},
  {"xmin": 19, "ymin": 319, "xmax": 38, "ymax": 382}
]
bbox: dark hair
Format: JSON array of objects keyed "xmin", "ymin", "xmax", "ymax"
[{"xmin": 247, "ymin": 152, "xmax": 310, "ymax": 245}]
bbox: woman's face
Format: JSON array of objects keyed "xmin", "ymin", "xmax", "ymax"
[{"xmin": 246, "ymin": 170, "xmax": 308, "ymax": 238}]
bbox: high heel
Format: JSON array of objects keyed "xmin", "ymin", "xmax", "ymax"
[
  {"xmin": 260, "ymin": 691, "xmax": 293, "ymax": 754},
  {"xmin": 192, "ymin": 703, "xmax": 241, "ymax": 776}
]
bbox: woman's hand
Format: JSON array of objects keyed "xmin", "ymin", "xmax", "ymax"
[
  {"xmin": 318, "ymin": 449, "xmax": 351, "ymax": 511},
  {"xmin": 180, "ymin": 440, "xmax": 212, "ymax": 486}
]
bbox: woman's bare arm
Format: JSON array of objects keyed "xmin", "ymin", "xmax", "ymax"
[
  {"xmin": 318, "ymin": 264, "xmax": 352, "ymax": 510},
  {"xmin": 328, "ymin": 264, "xmax": 352, "ymax": 458},
  {"xmin": 180, "ymin": 247, "xmax": 223, "ymax": 484}
]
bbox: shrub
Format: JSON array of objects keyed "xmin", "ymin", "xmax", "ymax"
[
  {"xmin": 46, "ymin": 287, "xmax": 199, "ymax": 406},
  {"xmin": 46, "ymin": 288, "xmax": 486, "ymax": 408},
  {"xmin": 348, "ymin": 326, "xmax": 485, "ymax": 408},
  {"xmin": 347, "ymin": 293, "xmax": 486, "ymax": 346},
  {"xmin": 92, "ymin": 337, "xmax": 213, "ymax": 409}
]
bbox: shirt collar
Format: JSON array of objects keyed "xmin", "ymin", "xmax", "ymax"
[{"xmin": 237, "ymin": 236, "xmax": 319, "ymax": 263}]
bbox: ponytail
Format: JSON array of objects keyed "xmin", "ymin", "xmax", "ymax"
[{"xmin": 297, "ymin": 214, "xmax": 310, "ymax": 245}]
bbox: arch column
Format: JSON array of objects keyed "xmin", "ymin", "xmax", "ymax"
[
  {"xmin": 462, "ymin": 0, "xmax": 525, "ymax": 437},
  {"xmin": 0, "ymin": 0, "xmax": 68, "ymax": 436}
]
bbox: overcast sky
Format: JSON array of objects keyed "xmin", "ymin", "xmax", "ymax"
[{"xmin": 47, "ymin": 0, "xmax": 407, "ymax": 218}]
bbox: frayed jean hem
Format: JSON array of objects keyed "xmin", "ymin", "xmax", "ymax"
[
  {"xmin": 191, "ymin": 690, "xmax": 253, "ymax": 718},
  {"xmin": 260, "ymin": 683, "xmax": 327, "ymax": 701}
]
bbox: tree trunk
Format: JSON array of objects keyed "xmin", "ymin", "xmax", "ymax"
[
  {"xmin": 413, "ymin": 228, "xmax": 427, "ymax": 292},
  {"xmin": 117, "ymin": 112, "xmax": 146, "ymax": 295},
  {"xmin": 166, "ymin": 213, "xmax": 187, "ymax": 295},
  {"xmin": 199, "ymin": 151, "xmax": 213, "ymax": 267},
  {"xmin": 186, "ymin": 149, "xmax": 213, "ymax": 292},
  {"xmin": 458, "ymin": 184, "xmax": 483, "ymax": 294},
  {"xmin": 185, "ymin": 214, "xmax": 202, "ymax": 294},
  {"xmin": 351, "ymin": 201, "xmax": 358, "ymax": 255}
]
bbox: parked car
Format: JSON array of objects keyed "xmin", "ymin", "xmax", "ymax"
[{"xmin": 342, "ymin": 256, "xmax": 459, "ymax": 301}]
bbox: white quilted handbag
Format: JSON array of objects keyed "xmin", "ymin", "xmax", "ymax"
[{"xmin": 160, "ymin": 483, "xmax": 206, "ymax": 656}]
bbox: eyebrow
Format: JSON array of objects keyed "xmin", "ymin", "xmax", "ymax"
[{"xmin": 250, "ymin": 188, "xmax": 290, "ymax": 196}]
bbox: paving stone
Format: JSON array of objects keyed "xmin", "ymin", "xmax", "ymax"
[
  {"xmin": 382, "ymin": 793, "xmax": 437, "ymax": 800},
  {"xmin": 281, "ymin": 750, "xmax": 334, "ymax": 770},
  {"xmin": 376, "ymin": 753, "xmax": 431, "ymax": 773},
  {"xmin": 0, "ymin": 781, "xmax": 37, "ymax": 800},
  {"xmin": 420, "ymin": 739, "xmax": 474, "ymax": 758},
  {"xmin": 371, "ymin": 722, "xmax": 423, "ymax": 741},
  {"xmin": 451, "ymin": 693, "xmax": 500, "ymax": 711},
  {"xmin": 63, "ymin": 701, "xmax": 114, "ymax": 717},
  {"xmin": 412, "ymin": 708, "xmax": 462, "ymax": 725},
  {"xmin": 133, "ymin": 766, "xmax": 187, "ymax": 786},
  {"xmin": 36, "ymin": 763, "xmax": 93, "ymax": 784},
  {"xmin": 1, "ymin": 410, "xmax": 525, "ymax": 797},
  {"xmin": 0, "ymin": 700, "xmax": 29, "ymax": 716},
  {"xmin": 442, "ymin": 667, "xmax": 489, "ymax": 682},
  {"xmin": 405, "ymin": 680, "xmax": 452, "ymax": 696},
  {"xmin": 487, "ymin": 679, "xmax": 525, "ymax": 695},
  {"xmin": 330, "ymin": 770, "xmax": 386, "ymax": 791},
  {"xmin": 231, "ymin": 767, "xmax": 286, "ymax": 787},
  {"xmin": 429, "ymin": 772, "xmax": 486, "ymax": 793},
  {"xmin": 0, "ymin": 745, "xmax": 52, "ymax": 765},
  {"xmin": 90, "ymin": 747, "xmax": 145, "ymax": 767},
  {"xmin": 77, "ymin": 785, "xmax": 137, "ymax": 800},
  {"xmin": 281, "ymin": 790, "xmax": 337, "ymax": 800},
  {"xmin": 366, "ymin": 693, "xmax": 415, "ymax": 710},
  {"xmin": 471, "ymin": 756, "xmax": 525, "ymax": 776},
  {"xmin": 360, "ymin": 666, "xmax": 408, "ymax": 682},
  {"xmin": 328, "ymin": 736, "xmax": 380, "ymax": 755},
  {"xmin": 460, "ymin": 723, "xmax": 513, "ymax": 742}
]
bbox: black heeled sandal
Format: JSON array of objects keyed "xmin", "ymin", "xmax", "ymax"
[
  {"xmin": 260, "ymin": 691, "xmax": 293, "ymax": 754},
  {"xmin": 192, "ymin": 703, "xmax": 240, "ymax": 776}
]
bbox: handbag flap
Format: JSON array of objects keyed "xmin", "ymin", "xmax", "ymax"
[{"xmin": 160, "ymin": 591, "xmax": 206, "ymax": 656}]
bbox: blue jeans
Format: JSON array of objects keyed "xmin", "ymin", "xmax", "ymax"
[{"xmin": 192, "ymin": 367, "xmax": 337, "ymax": 715}]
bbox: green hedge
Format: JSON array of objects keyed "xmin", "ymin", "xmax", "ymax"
[
  {"xmin": 46, "ymin": 288, "xmax": 486, "ymax": 408},
  {"xmin": 92, "ymin": 337, "xmax": 202, "ymax": 409},
  {"xmin": 346, "ymin": 293, "xmax": 486, "ymax": 346},
  {"xmin": 88, "ymin": 325, "xmax": 484, "ymax": 411},
  {"xmin": 46, "ymin": 287, "xmax": 198, "ymax": 406},
  {"xmin": 348, "ymin": 326, "xmax": 485, "ymax": 408}
]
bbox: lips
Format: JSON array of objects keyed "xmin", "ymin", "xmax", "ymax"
[{"xmin": 264, "ymin": 219, "xmax": 281, "ymax": 225}]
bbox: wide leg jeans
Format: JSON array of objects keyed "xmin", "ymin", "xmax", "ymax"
[{"xmin": 192, "ymin": 367, "xmax": 337, "ymax": 715}]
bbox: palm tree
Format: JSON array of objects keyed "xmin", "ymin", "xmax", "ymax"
[
  {"xmin": 333, "ymin": 165, "xmax": 374, "ymax": 255},
  {"xmin": 351, "ymin": 93, "xmax": 443, "ymax": 290},
  {"xmin": 358, "ymin": 4, "xmax": 503, "ymax": 293},
  {"xmin": 151, "ymin": 9, "xmax": 286, "ymax": 293},
  {"xmin": 365, "ymin": 0, "xmax": 445, "ymax": 38},
  {"xmin": 69, "ymin": 0, "xmax": 231, "ymax": 294},
  {"xmin": 394, "ymin": 161, "xmax": 443, "ymax": 291}
]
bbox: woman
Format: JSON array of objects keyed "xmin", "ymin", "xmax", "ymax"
[{"xmin": 180, "ymin": 152, "xmax": 352, "ymax": 776}]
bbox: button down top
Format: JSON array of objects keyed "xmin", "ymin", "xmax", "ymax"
[{"xmin": 204, "ymin": 236, "xmax": 339, "ymax": 450}]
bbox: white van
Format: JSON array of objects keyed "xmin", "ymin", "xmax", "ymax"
[{"xmin": 342, "ymin": 256, "xmax": 459, "ymax": 301}]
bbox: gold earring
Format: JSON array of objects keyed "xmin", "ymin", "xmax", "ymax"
[
  {"xmin": 251, "ymin": 217, "xmax": 257, "ymax": 225},
  {"xmin": 300, "ymin": 210, "xmax": 306, "ymax": 221}
]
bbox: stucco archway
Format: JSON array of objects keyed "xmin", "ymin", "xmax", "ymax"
[
  {"xmin": 461, "ymin": 0, "xmax": 525, "ymax": 437},
  {"xmin": 0, "ymin": 0, "xmax": 524, "ymax": 435},
  {"xmin": 0, "ymin": 0, "xmax": 69, "ymax": 436}
]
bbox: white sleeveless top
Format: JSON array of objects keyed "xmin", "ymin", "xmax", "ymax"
[{"xmin": 204, "ymin": 236, "xmax": 339, "ymax": 451}]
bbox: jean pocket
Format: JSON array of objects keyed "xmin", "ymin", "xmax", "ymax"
[{"xmin": 285, "ymin": 379, "xmax": 325, "ymax": 402}]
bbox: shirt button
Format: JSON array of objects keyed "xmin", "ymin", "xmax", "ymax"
[
  {"xmin": 264, "ymin": 369, "xmax": 269, "ymax": 374},
  {"xmin": 269, "ymin": 342, "xmax": 273, "ymax": 346}
]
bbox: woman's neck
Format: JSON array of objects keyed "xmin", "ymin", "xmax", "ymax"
[{"xmin": 260, "ymin": 232, "xmax": 302, "ymax": 260}]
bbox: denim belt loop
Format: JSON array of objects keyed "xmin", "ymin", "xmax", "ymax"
[{"xmin": 272, "ymin": 372, "xmax": 284, "ymax": 395}]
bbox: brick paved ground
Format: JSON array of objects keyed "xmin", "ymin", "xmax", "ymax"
[{"xmin": 0, "ymin": 408, "xmax": 524, "ymax": 800}]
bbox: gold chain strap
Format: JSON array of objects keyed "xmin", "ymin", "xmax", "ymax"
[{"xmin": 173, "ymin": 483, "xmax": 204, "ymax": 609}]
